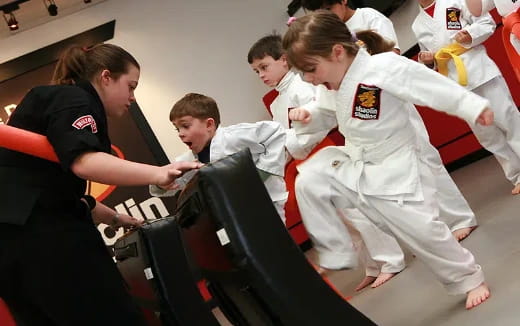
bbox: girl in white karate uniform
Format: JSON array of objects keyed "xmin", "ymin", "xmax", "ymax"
[
  {"xmin": 283, "ymin": 11, "xmax": 491, "ymax": 309},
  {"xmin": 304, "ymin": 0, "xmax": 479, "ymax": 274},
  {"xmin": 335, "ymin": 0, "xmax": 479, "ymax": 241},
  {"xmin": 413, "ymin": 0, "xmax": 520, "ymax": 195},
  {"xmin": 248, "ymin": 34, "xmax": 406, "ymax": 285}
]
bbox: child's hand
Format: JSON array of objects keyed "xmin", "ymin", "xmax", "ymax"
[
  {"xmin": 476, "ymin": 108, "xmax": 493, "ymax": 126},
  {"xmin": 454, "ymin": 30, "xmax": 472, "ymax": 44},
  {"xmin": 289, "ymin": 108, "xmax": 312, "ymax": 124},
  {"xmin": 418, "ymin": 51, "xmax": 434, "ymax": 65}
]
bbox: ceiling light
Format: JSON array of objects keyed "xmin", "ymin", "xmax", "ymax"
[
  {"xmin": 3, "ymin": 12, "xmax": 18, "ymax": 31},
  {"xmin": 43, "ymin": 0, "xmax": 58, "ymax": 16}
]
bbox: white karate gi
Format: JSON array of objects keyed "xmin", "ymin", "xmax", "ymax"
[
  {"xmin": 295, "ymin": 4, "xmax": 476, "ymax": 273},
  {"xmin": 346, "ymin": 7, "xmax": 401, "ymax": 51},
  {"xmin": 480, "ymin": 0, "xmax": 520, "ymax": 53},
  {"xmin": 413, "ymin": 0, "xmax": 520, "ymax": 186},
  {"xmin": 295, "ymin": 49, "xmax": 487, "ymax": 294},
  {"xmin": 150, "ymin": 121, "xmax": 288, "ymax": 223}
]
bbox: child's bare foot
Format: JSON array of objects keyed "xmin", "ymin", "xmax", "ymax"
[
  {"xmin": 512, "ymin": 184, "xmax": 520, "ymax": 195},
  {"xmin": 371, "ymin": 272, "xmax": 397, "ymax": 288},
  {"xmin": 316, "ymin": 266, "xmax": 334, "ymax": 275},
  {"xmin": 466, "ymin": 282, "xmax": 490, "ymax": 309},
  {"xmin": 355, "ymin": 276, "xmax": 376, "ymax": 291},
  {"xmin": 452, "ymin": 226, "xmax": 477, "ymax": 242}
]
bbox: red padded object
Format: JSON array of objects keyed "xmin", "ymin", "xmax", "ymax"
[
  {"xmin": 0, "ymin": 124, "xmax": 58, "ymax": 162},
  {"xmin": 0, "ymin": 299, "xmax": 16, "ymax": 326},
  {"xmin": 503, "ymin": 9, "xmax": 520, "ymax": 82}
]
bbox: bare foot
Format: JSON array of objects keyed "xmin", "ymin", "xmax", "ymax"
[
  {"xmin": 355, "ymin": 276, "xmax": 376, "ymax": 291},
  {"xmin": 512, "ymin": 184, "xmax": 520, "ymax": 195},
  {"xmin": 466, "ymin": 283, "xmax": 490, "ymax": 310},
  {"xmin": 316, "ymin": 266, "xmax": 334, "ymax": 275},
  {"xmin": 371, "ymin": 272, "xmax": 397, "ymax": 288},
  {"xmin": 452, "ymin": 226, "xmax": 477, "ymax": 242}
]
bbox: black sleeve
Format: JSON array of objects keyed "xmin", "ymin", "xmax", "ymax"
[{"xmin": 45, "ymin": 87, "xmax": 107, "ymax": 170}]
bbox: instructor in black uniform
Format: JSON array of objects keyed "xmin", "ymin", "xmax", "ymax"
[{"xmin": 0, "ymin": 43, "xmax": 200, "ymax": 325}]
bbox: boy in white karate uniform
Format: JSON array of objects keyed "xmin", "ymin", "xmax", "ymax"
[
  {"xmin": 150, "ymin": 93, "xmax": 288, "ymax": 223},
  {"xmin": 413, "ymin": 0, "xmax": 520, "ymax": 195},
  {"xmin": 248, "ymin": 33, "xmax": 406, "ymax": 289},
  {"xmin": 284, "ymin": 11, "xmax": 491, "ymax": 310}
]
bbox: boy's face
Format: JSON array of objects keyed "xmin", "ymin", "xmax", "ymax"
[
  {"xmin": 250, "ymin": 55, "xmax": 289, "ymax": 88},
  {"xmin": 172, "ymin": 116, "xmax": 215, "ymax": 154}
]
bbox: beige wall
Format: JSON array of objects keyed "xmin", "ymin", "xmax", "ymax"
[{"xmin": 0, "ymin": 0, "xmax": 292, "ymax": 162}]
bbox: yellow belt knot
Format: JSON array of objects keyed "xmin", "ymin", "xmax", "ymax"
[{"xmin": 434, "ymin": 43, "xmax": 470, "ymax": 86}]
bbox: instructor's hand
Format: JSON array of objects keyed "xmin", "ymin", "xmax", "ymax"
[{"xmin": 156, "ymin": 161, "xmax": 202, "ymax": 187}]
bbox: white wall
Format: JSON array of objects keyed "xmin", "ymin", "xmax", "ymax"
[
  {"xmin": 0, "ymin": 0, "xmax": 292, "ymax": 162},
  {"xmin": 389, "ymin": 0, "xmax": 421, "ymax": 53}
]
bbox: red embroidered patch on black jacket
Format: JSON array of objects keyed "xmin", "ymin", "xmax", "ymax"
[
  {"xmin": 446, "ymin": 7, "xmax": 462, "ymax": 30},
  {"xmin": 72, "ymin": 115, "xmax": 98, "ymax": 133},
  {"xmin": 352, "ymin": 84, "xmax": 381, "ymax": 120}
]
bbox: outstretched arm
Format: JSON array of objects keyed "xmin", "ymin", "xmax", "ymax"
[{"xmin": 71, "ymin": 152, "xmax": 202, "ymax": 187}]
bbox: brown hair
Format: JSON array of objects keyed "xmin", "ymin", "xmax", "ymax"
[
  {"xmin": 51, "ymin": 43, "xmax": 140, "ymax": 85},
  {"xmin": 247, "ymin": 33, "xmax": 284, "ymax": 64},
  {"xmin": 169, "ymin": 93, "xmax": 221, "ymax": 127},
  {"xmin": 282, "ymin": 11, "xmax": 394, "ymax": 71}
]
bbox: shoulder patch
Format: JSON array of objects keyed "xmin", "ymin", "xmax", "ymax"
[
  {"xmin": 72, "ymin": 115, "xmax": 98, "ymax": 133},
  {"xmin": 352, "ymin": 84, "xmax": 381, "ymax": 120},
  {"xmin": 446, "ymin": 7, "xmax": 462, "ymax": 30}
]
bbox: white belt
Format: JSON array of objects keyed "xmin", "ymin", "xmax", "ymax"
[{"xmin": 338, "ymin": 128, "xmax": 416, "ymax": 205}]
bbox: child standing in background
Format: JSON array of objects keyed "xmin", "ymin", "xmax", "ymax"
[{"xmin": 413, "ymin": 0, "xmax": 520, "ymax": 195}]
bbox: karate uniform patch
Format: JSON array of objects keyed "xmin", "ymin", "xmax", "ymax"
[
  {"xmin": 446, "ymin": 8, "xmax": 462, "ymax": 30},
  {"xmin": 352, "ymin": 84, "xmax": 381, "ymax": 120},
  {"xmin": 72, "ymin": 115, "xmax": 98, "ymax": 133}
]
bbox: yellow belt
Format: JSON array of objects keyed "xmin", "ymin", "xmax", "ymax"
[{"xmin": 434, "ymin": 43, "xmax": 470, "ymax": 86}]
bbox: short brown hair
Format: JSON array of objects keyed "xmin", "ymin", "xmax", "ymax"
[
  {"xmin": 169, "ymin": 93, "xmax": 221, "ymax": 126},
  {"xmin": 247, "ymin": 34, "xmax": 284, "ymax": 64}
]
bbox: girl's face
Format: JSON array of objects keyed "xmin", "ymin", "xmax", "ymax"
[
  {"xmin": 98, "ymin": 65, "xmax": 140, "ymax": 118},
  {"xmin": 172, "ymin": 116, "xmax": 215, "ymax": 154},
  {"xmin": 299, "ymin": 45, "xmax": 349, "ymax": 90}
]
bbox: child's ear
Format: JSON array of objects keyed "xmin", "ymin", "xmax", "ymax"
[
  {"xmin": 280, "ymin": 54, "xmax": 288, "ymax": 66},
  {"xmin": 206, "ymin": 118, "xmax": 216, "ymax": 129},
  {"xmin": 331, "ymin": 44, "xmax": 345, "ymax": 61}
]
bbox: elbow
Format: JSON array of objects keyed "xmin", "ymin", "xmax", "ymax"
[{"xmin": 70, "ymin": 152, "xmax": 93, "ymax": 179}]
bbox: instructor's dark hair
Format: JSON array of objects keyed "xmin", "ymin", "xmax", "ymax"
[{"xmin": 52, "ymin": 43, "xmax": 140, "ymax": 85}]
